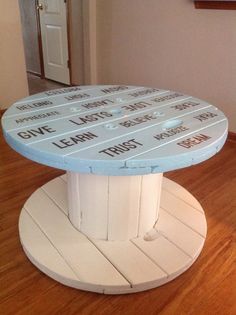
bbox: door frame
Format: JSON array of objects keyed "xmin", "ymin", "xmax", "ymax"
[
  {"xmin": 66, "ymin": 0, "xmax": 72, "ymax": 85},
  {"xmin": 34, "ymin": 0, "xmax": 97, "ymax": 85},
  {"xmin": 35, "ymin": 0, "xmax": 72, "ymax": 84},
  {"xmin": 35, "ymin": 0, "xmax": 45, "ymax": 79}
]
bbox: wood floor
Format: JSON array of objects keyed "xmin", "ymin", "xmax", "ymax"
[
  {"xmin": 0, "ymin": 127, "xmax": 235, "ymax": 314},
  {"xmin": 27, "ymin": 73, "xmax": 67, "ymax": 95}
]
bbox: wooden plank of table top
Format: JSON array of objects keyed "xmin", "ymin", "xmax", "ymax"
[
  {"xmin": 3, "ymin": 85, "xmax": 140, "ymax": 116},
  {"xmin": 125, "ymin": 120, "xmax": 227, "ymax": 168},
  {"xmin": 66, "ymin": 119, "xmax": 227, "ymax": 175},
  {"xmin": 2, "ymin": 87, "xmax": 166, "ymax": 130},
  {"xmin": 3, "ymin": 94, "xmax": 206, "ymax": 144},
  {"xmin": 2, "ymin": 86, "xmax": 228, "ymax": 176}
]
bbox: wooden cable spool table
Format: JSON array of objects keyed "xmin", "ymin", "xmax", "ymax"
[{"xmin": 2, "ymin": 85, "xmax": 228, "ymax": 294}]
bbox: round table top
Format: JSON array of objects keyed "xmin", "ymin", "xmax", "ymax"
[{"xmin": 2, "ymin": 85, "xmax": 228, "ymax": 175}]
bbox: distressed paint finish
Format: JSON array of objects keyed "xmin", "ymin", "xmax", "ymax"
[
  {"xmin": 2, "ymin": 85, "xmax": 228, "ymax": 175},
  {"xmin": 67, "ymin": 173, "xmax": 163, "ymax": 241}
]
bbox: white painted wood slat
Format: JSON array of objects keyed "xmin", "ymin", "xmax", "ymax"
[
  {"xmin": 78, "ymin": 173, "xmax": 109, "ymax": 239},
  {"xmin": 138, "ymin": 173, "xmax": 163, "ymax": 236},
  {"xmin": 60, "ymin": 173, "xmax": 67, "ymax": 182},
  {"xmin": 42, "ymin": 177, "xmax": 68, "ymax": 214},
  {"xmin": 19, "ymin": 209, "xmax": 79, "ymax": 283},
  {"xmin": 67, "ymin": 171, "xmax": 81, "ymax": 229},
  {"xmin": 132, "ymin": 236, "xmax": 192, "ymax": 278},
  {"xmin": 107, "ymin": 176, "xmax": 142, "ymax": 240},
  {"xmin": 93, "ymin": 239, "xmax": 168, "ymax": 288},
  {"xmin": 24, "ymin": 188, "xmax": 130, "ymax": 289},
  {"xmin": 156, "ymin": 209, "xmax": 205, "ymax": 258},
  {"xmin": 162, "ymin": 177, "xmax": 203, "ymax": 213},
  {"xmin": 160, "ymin": 189, "xmax": 207, "ymax": 236}
]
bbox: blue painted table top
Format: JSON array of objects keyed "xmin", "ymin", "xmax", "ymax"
[{"xmin": 2, "ymin": 85, "xmax": 228, "ymax": 175}]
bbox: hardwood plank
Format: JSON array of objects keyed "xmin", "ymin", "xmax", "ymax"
[
  {"xmin": 228, "ymin": 131, "xmax": 236, "ymax": 142},
  {"xmin": 194, "ymin": 1, "xmax": 236, "ymax": 10}
]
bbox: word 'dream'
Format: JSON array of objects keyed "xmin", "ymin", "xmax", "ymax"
[{"xmin": 177, "ymin": 134, "xmax": 211, "ymax": 149}]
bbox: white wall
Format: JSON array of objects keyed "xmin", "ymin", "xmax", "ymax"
[
  {"xmin": 0, "ymin": 1, "xmax": 28, "ymax": 109},
  {"xmin": 97, "ymin": 0, "xmax": 236, "ymax": 132}
]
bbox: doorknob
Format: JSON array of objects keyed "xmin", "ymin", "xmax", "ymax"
[{"xmin": 36, "ymin": 3, "xmax": 43, "ymax": 10}]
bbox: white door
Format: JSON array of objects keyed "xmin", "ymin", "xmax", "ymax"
[{"xmin": 38, "ymin": 0, "xmax": 70, "ymax": 84}]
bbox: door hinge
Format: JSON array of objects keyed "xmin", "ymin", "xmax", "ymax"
[
  {"xmin": 67, "ymin": 60, "xmax": 70, "ymax": 68},
  {"xmin": 64, "ymin": 0, "xmax": 67, "ymax": 3}
]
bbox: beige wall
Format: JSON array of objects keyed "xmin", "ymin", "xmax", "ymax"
[
  {"xmin": 70, "ymin": 0, "xmax": 97, "ymax": 85},
  {"xmin": 97, "ymin": 0, "xmax": 236, "ymax": 132},
  {"xmin": 0, "ymin": 1, "xmax": 28, "ymax": 110},
  {"xmin": 70, "ymin": 0, "xmax": 85, "ymax": 85}
]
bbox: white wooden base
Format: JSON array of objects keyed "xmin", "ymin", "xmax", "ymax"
[
  {"xmin": 67, "ymin": 172, "xmax": 163, "ymax": 240},
  {"xmin": 19, "ymin": 175, "xmax": 207, "ymax": 294}
]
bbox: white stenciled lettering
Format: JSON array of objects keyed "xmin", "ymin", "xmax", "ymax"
[
  {"xmin": 17, "ymin": 125, "xmax": 56, "ymax": 139},
  {"xmin": 99, "ymin": 139, "xmax": 143, "ymax": 157},
  {"xmin": 52, "ymin": 132, "xmax": 98, "ymax": 149},
  {"xmin": 177, "ymin": 134, "xmax": 211, "ymax": 149}
]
